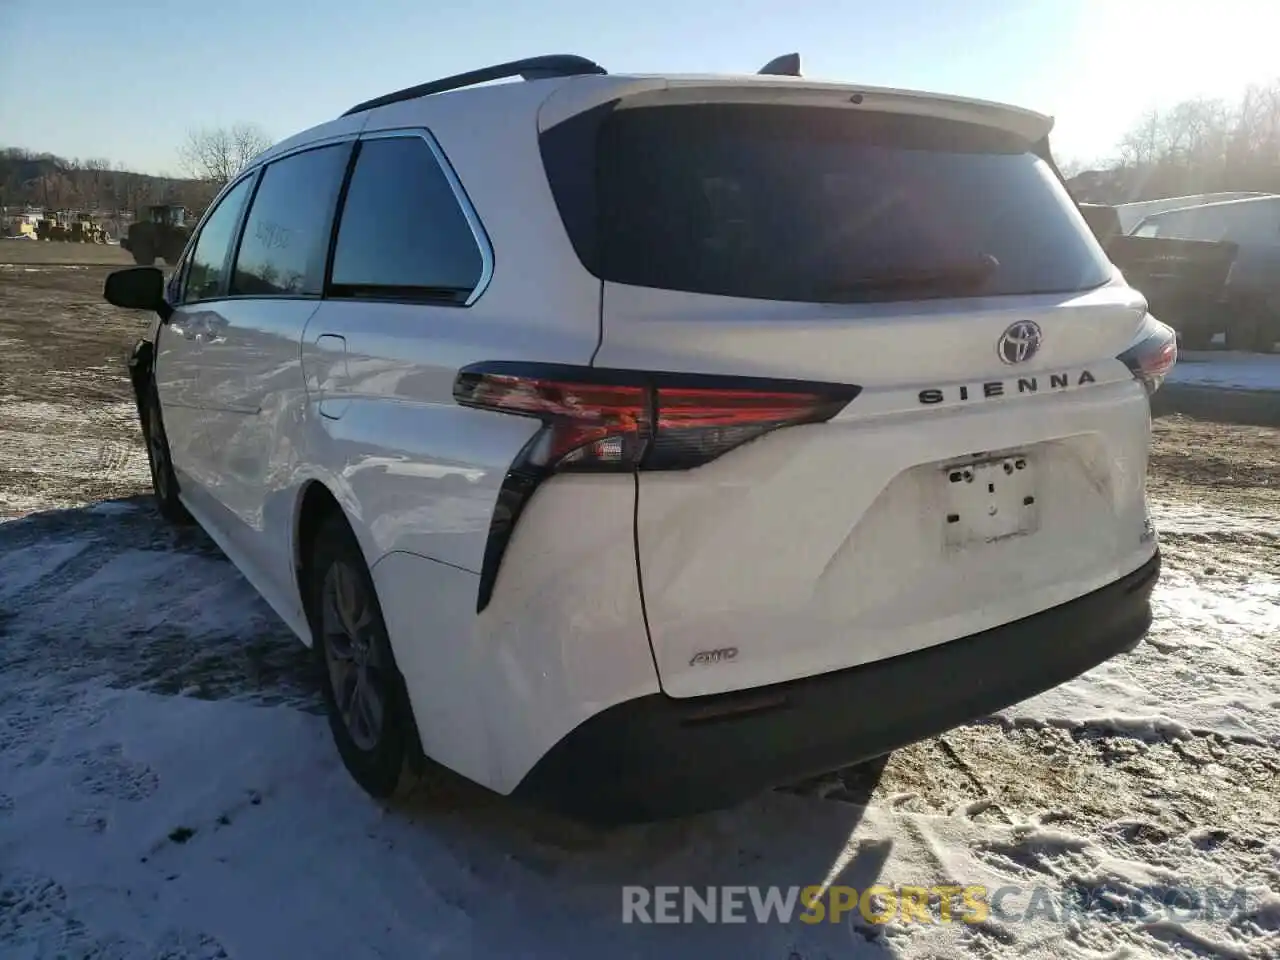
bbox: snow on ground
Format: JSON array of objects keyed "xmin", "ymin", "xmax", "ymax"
[
  {"xmin": 1169, "ymin": 352, "xmax": 1280, "ymax": 391},
  {"xmin": 3, "ymin": 682, "xmax": 1276, "ymax": 960},
  {"xmin": 1007, "ymin": 499, "xmax": 1280, "ymax": 747},
  {"xmin": 1, "ymin": 497, "xmax": 1277, "ymax": 958},
  {"xmin": 0, "ymin": 398, "xmax": 149, "ymax": 520}
]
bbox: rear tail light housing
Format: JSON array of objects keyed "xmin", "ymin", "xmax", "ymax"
[
  {"xmin": 1118, "ymin": 316, "xmax": 1177, "ymax": 395},
  {"xmin": 455, "ymin": 362, "xmax": 860, "ymax": 609}
]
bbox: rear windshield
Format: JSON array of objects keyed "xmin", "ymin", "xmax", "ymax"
[{"xmin": 542, "ymin": 103, "xmax": 1111, "ymax": 303}]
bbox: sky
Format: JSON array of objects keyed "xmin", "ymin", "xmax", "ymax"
[{"xmin": 2, "ymin": 0, "xmax": 1279, "ymax": 175}]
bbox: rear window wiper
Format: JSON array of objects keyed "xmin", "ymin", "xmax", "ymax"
[{"xmin": 819, "ymin": 255, "xmax": 999, "ymax": 300}]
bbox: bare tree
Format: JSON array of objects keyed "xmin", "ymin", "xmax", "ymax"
[
  {"xmin": 1056, "ymin": 156, "xmax": 1088, "ymax": 180},
  {"xmin": 1118, "ymin": 109, "xmax": 1163, "ymax": 169},
  {"xmin": 177, "ymin": 123, "xmax": 271, "ymax": 185}
]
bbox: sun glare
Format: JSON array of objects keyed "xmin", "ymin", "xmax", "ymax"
[{"xmin": 1053, "ymin": 0, "xmax": 1280, "ymax": 162}]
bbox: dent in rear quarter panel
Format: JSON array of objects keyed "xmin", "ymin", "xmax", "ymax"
[
  {"xmin": 293, "ymin": 320, "xmax": 659, "ymax": 792},
  {"xmin": 282, "ymin": 88, "xmax": 659, "ymax": 790},
  {"xmin": 366, "ymin": 475, "xmax": 659, "ymax": 794},
  {"xmin": 298, "ymin": 300, "xmax": 592, "ymax": 571},
  {"xmin": 292, "ymin": 293, "xmax": 653, "ymax": 791},
  {"xmin": 470, "ymin": 475, "xmax": 659, "ymax": 792}
]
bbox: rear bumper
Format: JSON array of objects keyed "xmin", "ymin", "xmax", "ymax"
[{"xmin": 513, "ymin": 551, "xmax": 1160, "ymax": 823}]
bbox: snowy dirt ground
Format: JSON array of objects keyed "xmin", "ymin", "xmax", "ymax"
[{"xmin": 1, "ymin": 265, "xmax": 1277, "ymax": 959}]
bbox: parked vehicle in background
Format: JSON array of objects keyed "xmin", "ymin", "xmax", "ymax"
[
  {"xmin": 4, "ymin": 211, "xmax": 41, "ymax": 239},
  {"xmin": 36, "ymin": 213, "xmax": 68, "ymax": 242},
  {"xmin": 1078, "ymin": 202, "xmax": 1239, "ymax": 350},
  {"xmin": 69, "ymin": 216, "xmax": 108, "ymax": 244},
  {"xmin": 121, "ymin": 204, "xmax": 190, "ymax": 265},
  {"xmin": 103, "ymin": 53, "xmax": 1170, "ymax": 823},
  {"xmin": 1110, "ymin": 192, "xmax": 1271, "ymax": 236},
  {"xmin": 1132, "ymin": 195, "xmax": 1280, "ymax": 351}
]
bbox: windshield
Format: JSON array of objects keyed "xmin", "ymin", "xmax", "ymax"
[{"xmin": 544, "ymin": 102, "xmax": 1113, "ymax": 304}]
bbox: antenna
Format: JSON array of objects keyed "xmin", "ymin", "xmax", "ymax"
[{"xmin": 758, "ymin": 53, "xmax": 801, "ymax": 77}]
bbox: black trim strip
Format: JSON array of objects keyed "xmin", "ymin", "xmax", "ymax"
[{"xmin": 476, "ymin": 437, "xmax": 546, "ymax": 613}]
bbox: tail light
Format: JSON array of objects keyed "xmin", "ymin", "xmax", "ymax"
[
  {"xmin": 1118, "ymin": 317, "xmax": 1177, "ymax": 395},
  {"xmin": 454, "ymin": 363, "xmax": 859, "ymax": 473},
  {"xmin": 455, "ymin": 362, "xmax": 860, "ymax": 609}
]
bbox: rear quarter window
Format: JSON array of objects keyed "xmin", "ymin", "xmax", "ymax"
[{"xmin": 329, "ymin": 134, "xmax": 486, "ymax": 303}]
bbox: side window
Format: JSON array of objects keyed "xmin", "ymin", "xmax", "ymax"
[
  {"xmin": 183, "ymin": 176, "xmax": 254, "ymax": 304},
  {"xmin": 330, "ymin": 135, "xmax": 485, "ymax": 302},
  {"xmin": 231, "ymin": 144, "xmax": 350, "ymax": 297}
]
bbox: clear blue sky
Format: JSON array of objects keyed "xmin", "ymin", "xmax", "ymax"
[{"xmin": 2, "ymin": 0, "xmax": 1277, "ymax": 174}]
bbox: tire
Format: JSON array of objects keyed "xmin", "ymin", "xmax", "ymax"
[
  {"xmin": 1252, "ymin": 308, "xmax": 1279, "ymax": 354},
  {"xmin": 132, "ymin": 245, "xmax": 155, "ymax": 266},
  {"xmin": 1224, "ymin": 311, "xmax": 1259, "ymax": 352},
  {"xmin": 306, "ymin": 512, "xmax": 421, "ymax": 801},
  {"xmin": 141, "ymin": 379, "xmax": 192, "ymax": 525}
]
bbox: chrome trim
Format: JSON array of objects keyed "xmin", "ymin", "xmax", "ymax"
[
  {"xmin": 247, "ymin": 131, "xmax": 360, "ymax": 173},
  {"xmin": 358, "ymin": 127, "xmax": 495, "ymax": 306}
]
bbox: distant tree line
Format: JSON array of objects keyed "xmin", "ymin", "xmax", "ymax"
[
  {"xmin": 1070, "ymin": 80, "xmax": 1280, "ymax": 204},
  {"xmin": 0, "ymin": 148, "xmax": 203, "ymax": 216},
  {"xmin": 0, "ymin": 123, "xmax": 271, "ymax": 219}
]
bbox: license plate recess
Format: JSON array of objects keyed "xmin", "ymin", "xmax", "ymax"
[{"xmin": 943, "ymin": 454, "xmax": 1040, "ymax": 548}]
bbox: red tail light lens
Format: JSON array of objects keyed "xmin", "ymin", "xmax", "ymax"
[
  {"xmin": 454, "ymin": 364, "xmax": 859, "ymax": 473},
  {"xmin": 1118, "ymin": 318, "xmax": 1177, "ymax": 395},
  {"xmin": 457, "ymin": 374, "xmax": 650, "ymax": 470},
  {"xmin": 645, "ymin": 386, "xmax": 846, "ymax": 470}
]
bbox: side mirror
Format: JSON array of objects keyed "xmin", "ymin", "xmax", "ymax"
[{"xmin": 104, "ymin": 267, "xmax": 172, "ymax": 321}]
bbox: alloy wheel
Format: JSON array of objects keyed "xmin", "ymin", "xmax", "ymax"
[{"xmin": 320, "ymin": 560, "xmax": 386, "ymax": 751}]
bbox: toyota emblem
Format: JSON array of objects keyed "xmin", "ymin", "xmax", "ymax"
[{"xmin": 997, "ymin": 321, "xmax": 1042, "ymax": 365}]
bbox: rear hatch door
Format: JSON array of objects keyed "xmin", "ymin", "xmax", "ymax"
[{"xmin": 541, "ymin": 86, "xmax": 1152, "ymax": 698}]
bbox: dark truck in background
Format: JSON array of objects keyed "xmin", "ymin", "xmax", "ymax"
[{"xmin": 1078, "ymin": 202, "xmax": 1240, "ymax": 350}]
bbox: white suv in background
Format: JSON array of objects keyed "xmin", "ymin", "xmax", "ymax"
[{"xmin": 104, "ymin": 54, "xmax": 1174, "ymax": 823}]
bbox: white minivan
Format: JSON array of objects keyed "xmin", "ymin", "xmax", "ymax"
[{"xmin": 105, "ymin": 54, "xmax": 1171, "ymax": 822}]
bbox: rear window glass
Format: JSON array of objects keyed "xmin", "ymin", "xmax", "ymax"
[{"xmin": 544, "ymin": 103, "xmax": 1111, "ymax": 303}]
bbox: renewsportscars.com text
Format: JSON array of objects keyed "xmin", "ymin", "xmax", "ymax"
[{"xmin": 621, "ymin": 884, "xmax": 1252, "ymax": 925}]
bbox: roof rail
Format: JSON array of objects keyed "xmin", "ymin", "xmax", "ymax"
[{"xmin": 341, "ymin": 54, "xmax": 608, "ymax": 117}]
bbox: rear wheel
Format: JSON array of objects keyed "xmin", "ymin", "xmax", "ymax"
[
  {"xmin": 142, "ymin": 379, "xmax": 192, "ymax": 526},
  {"xmin": 306, "ymin": 512, "xmax": 421, "ymax": 801}
]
